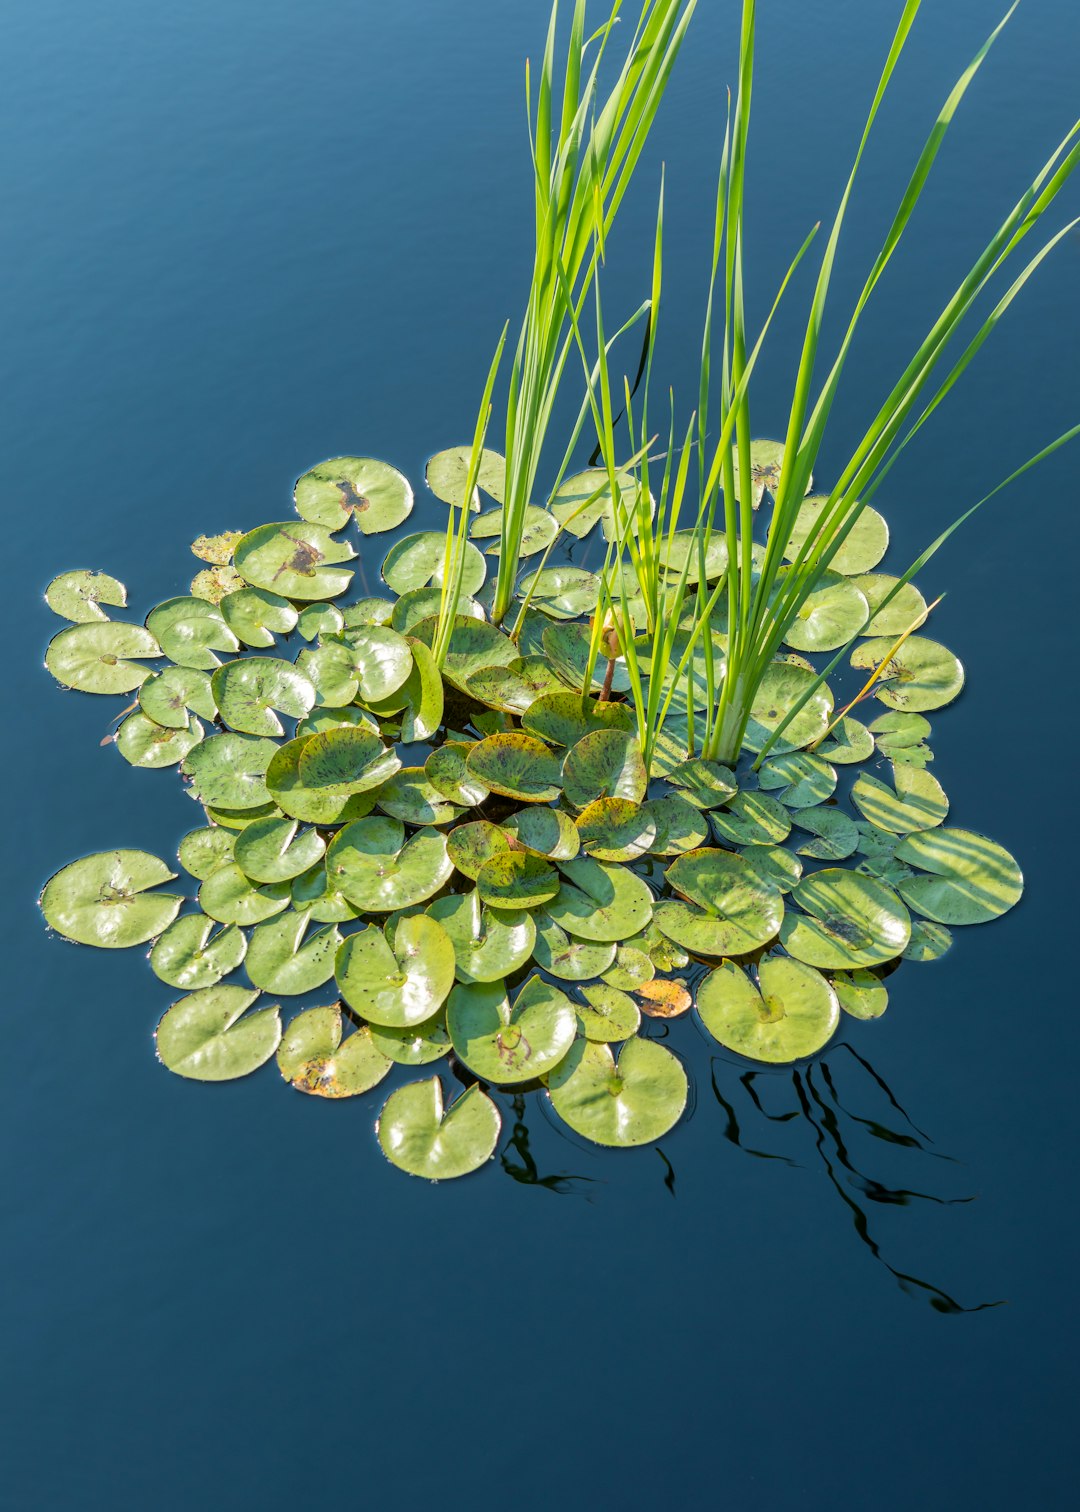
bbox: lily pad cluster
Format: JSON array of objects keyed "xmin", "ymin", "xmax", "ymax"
[{"xmin": 39, "ymin": 445, "xmax": 1022, "ymax": 1180}]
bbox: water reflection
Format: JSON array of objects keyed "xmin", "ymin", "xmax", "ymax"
[{"xmin": 500, "ymin": 1093, "xmax": 598, "ymax": 1197}]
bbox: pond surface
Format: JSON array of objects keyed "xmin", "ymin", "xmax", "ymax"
[{"xmin": 4, "ymin": 0, "xmax": 1079, "ymax": 1505}]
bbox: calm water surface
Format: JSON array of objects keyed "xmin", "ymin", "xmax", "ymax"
[{"xmin": 4, "ymin": 1, "xmax": 1079, "ymax": 1507}]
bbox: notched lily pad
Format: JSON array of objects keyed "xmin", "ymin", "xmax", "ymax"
[
  {"xmin": 893, "ymin": 828, "xmax": 1022, "ymax": 925},
  {"xmin": 295, "ymin": 457, "xmax": 413, "ymax": 535},
  {"xmin": 476, "ymin": 850, "xmax": 559, "ymax": 909},
  {"xmin": 277, "ymin": 1005, "xmax": 392, "ymax": 1096},
  {"xmin": 447, "ymin": 974, "xmax": 577, "ymax": 1084},
  {"xmin": 851, "ymin": 635, "xmax": 964, "ymax": 713},
  {"xmin": 45, "ymin": 569, "xmax": 127, "ymax": 623},
  {"xmin": 150, "ymin": 914, "xmax": 246, "ymax": 991},
  {"xmin": 182, "ymin": 732, "xmax": 278, "ymax": 811},
  {"xmin": 382, "ymin": 531, "xmax": 487, "ymax": 597},
  {"xmin": 577, "ymin": 983, "xmax": 641, "ymax": 1042},
  {"xmin": 327, "ymin": 819, "xmax": 453, "ymax": 912},
  {"xmin": 576, "ymin": 797, "xmax": 656, "ymax": 862},
  {"xmin": 547, "ymin": 1037, "xmax": 687, "ymax": 1147},
  {"xmin": 336, "ymin": 914, "xmax": 456, "ymax": 1027},
  {"xmin": 562, "ymin": 729, "xmax": 646, "ymax": 809},
  {"xmin": 40, "ymin": 849, "xmax": 181, "ymax": 948},
  {"xmin": 146, "ymin": 597, "xmax": 238, "ymax": 670},
  {"xmin": 851, "ymin": 762, "xmax": 948, "ymax": 834},
  {"xmin": 547, "ymin": 856, "xmax": 653, "ymax": 942},
  {"xmin": 234, "ymin": 522, "xmax": 355, "ymax": 600},
  {"xmin": 212, "ymin": 657, "xmax": 316, "ymax": 737},
  {"xmin": 697, "ymin": 957, "xmax": 839, "ymax": 1063},
  {"xmin": 245, "ymin": 911, "xmax": 342, "ymax": 995},
  {"xmin": 465, "ymin": 733, "xmax": 562, "ymax": 802},
  {"xmin": 116, "ymin": 711, "xmax": 203, "ymax": 769},
  {"xmin": 46, "ymin": 621, "xmax": 161, "ymax": 694},
  {"xmin": 377, "ymin": 1078, "xmax": 501, "ymax": 1180},
  {"xmin": 425, "ymin": 446, "xmax": 505, "ymax": 509},
  {"xmin": 780, "ymin": 868, "xmax": 910, "ymax": 968},
  {"xmin": 155, "ymin": 985, "xmax": 281, "ymax": 1081}
]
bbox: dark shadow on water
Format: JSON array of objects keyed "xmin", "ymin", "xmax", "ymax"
[{"xmin": 499, "ymin": 1093, "xmax": 600, "ymax": 1198}]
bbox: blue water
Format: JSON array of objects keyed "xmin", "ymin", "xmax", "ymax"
[{"xmin": 5, "ymin": 1, "xmax": 1080, "ymax": 1506}]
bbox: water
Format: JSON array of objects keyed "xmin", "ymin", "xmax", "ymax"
[{"xmin": 4, "ymin": 1, "xmax": 1079, "ymax": 1505}]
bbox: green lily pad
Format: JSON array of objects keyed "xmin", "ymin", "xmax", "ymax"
[
  {"xmin": 731, "ymin": 438, "xmax": 793, "ymax": 509},
  {"xmin": 562, "ymin": 729, "xmax": 646, "ymax": 809},
  {"xmin": 601, "ymin": 945, "xmax": 655, "ymax": 991},
  {"xmin": 740, "ymin": 843, "xmax": 803, "ymax": 893},
  {"xmin": 116, "ymin": 711, "xmax": 203, "ymax": 768},
  {"xmin": 139, "ymin": 666, "xmax": 216, "ymax": 729},
  {"xmin": 903, "ymin": 918, "xmax": 954, "ymax": 962},
  {"xmin": 336, "ymin": 914, "xmax": 456, "ymax": 1027},
  {"xmin": 532, "ymin": 915, "xmax": 616, "ymax": 980},
  {"xmin": 742, "ymin": 662, "xmax": 833, "ymax": 755},
  {"xmin": 656, "ymin": 530, "xmax": 728, "ymax": 584},
  {"xmin": 377, "ymin": 1078, "xmax": 501, "ymax": 1180},
  {"xmin": 376, "ymin": 768, "xmax": 464, "ymax": 827},
  {"xmin": 521, "ymin": 690, "xmax": 635, "ymax": 747},
  {"xmin": 178, "ymin": 826, "xmax": 236, "ymax": 880},
  {"xmin": 277, "ymin": 1005, "xmax": 392, "ymax": 1096},
  {"xmin": 426, "ymin": 446, "xmax": 505, "ymax": 508},
  {"xmin": 182, "ymin": 733, "xmax": 278, "ymax": 810},
  {"xmin": 471, "ymin": 503, "xmax": 555, "ymax": 557},
  {"xmin": 547, "ymin": 1037, "xmax": 687, "ymax": 1147},
  {"xmin": 784, "ymin": 496, "xmax": 889, "ymax": 575},
  {"xmin": 198, "ymin": 864, "xmax": 291, "ymax": 926},
  {"xmin": 234, "ymin": 522, "xmax": 355, "ymax": 600},
  {"xmin": 549, "ymin": 467, "xmax": 647, "ymax": 540},
  {"xmin": 233, "ymin": 816, "xmax": 326, "ymax": 884},
  {"xmin": 546, "ymin": 856, "xmax": 653, "ymax": 942},
  {"xmin": 295, "ymin": 707, "xmax": 379, "ymax": 740},
  {"xmin": 45, "ymin": 621, "xmax": 161, "ymax": 694},
  {"xmin": 294, "ymin": 640, "xmax": 362, "ymax": 707},
  {"xmin": 663, "ymin": 847, "xmax": 784, "ymax": 954},
  {"xmin": 419, "ymin": 616, "xmax": 518, "ymax": 695},
  {"xmin": 295, "ymin": 603, "xmax": 343, "ymax": 641},
  {"xmin": 220, "ymin": 587, "xmax": 298, "ymax": 648},
  {"xmin": 709, "ymin": 792, "xmax": 792, "ymax": 846},
  {"xmin": 156, "ymin": 985, "xmax": 281, "ymax": 1081},
  {"xmin": 501, "ymin": 806, "xmax": 580, "ymax": 861},
  {"xmin": 381, "ymin": 531, "xmax": 487, "ymax": 597},
  {"xmin": 203, "ymin": 800, "xmax": 284, "ymax": 831},
  {"xmin": 290, "ymin": 863, "xmax": 363, "ymax": 924},
  {"xmin": 576, "ymin": 983, "xmax": 642, "ymax": 1042},
  {"xmin": 266, "ymin": 736, "xmax": 380, "ymax": 825},
  {"xmin": 294, "ymin": 456, "xmax": 413, "ymax": 534},
  {"xmin": 697, "ymin": 957, "xmax": 839, "ymax": 1062},
  {"xmin": 425, "ymin": 744, "xmax": 490, "ymax": 807},
  {"xmin": 757, "ymin": 751, "xmax": 837, "ymax": 809},
  {"xmin": 245, "ymin": 911, "xmax": 342, "ymax": 994},
  {"xmin": 848, "ymin": 574, "xmax": 928, "ymax": 636},
  {"xmin": 817, "ymin": 716, "xmax": 874, "ymax": 764},
  {"xmin": 146, "ymin": 596, "xmax": 239, "ymax": 669},
  {"xmin": 392, "ymin": 587, "xmax": 481, "ymax": 635},
  {"xmin": 781, "ymin": 571, "xmax": 871, "ymax": 652},
  {"xmin": 447, "ymin": 974, "xmax": 576, "ymax": 1085},
  {"xmin": 426, "ymin": 889, "xmax": 536, "ymax": 984},
  {"xmin": 465, "ymin": 658, "xmax": 568, "ymax": 715},
  {"xmin": 790, "ymin": 806, "xmax": 860, "ymax": 860},
  {"xmin": 852, "ymin": 762, "xmax": 948, "ymax": 834},
  {"xmin": 870, "ymin": 710, "xmax": 932, "ymax": 754},
  {"xmin": 640, "ymin": 795, "xmax": 710, "ymax": 856},
  {"xmin": 45, "ymin": 569, "xmax": 127, "ymax": 623},
  {"xmin": 665, "ymin": 759, "xmax": 739, "ymax": 810},
  {"xmin": 326, "ymin": 818, "xmax": 453, "ymax": 911},
  {"xmin": 342, "ymin": 598, "xmax": 396, "ymax": 628},
  {"xmin": 780, "ymin": 868, "xmax": 911, "ymax": 967},
  {"xmin": 446, "ymin": 820, "xmax": 511, "ymax": 880},
  {"xmin": 850, "ymin": 635, "xmax": 964, "ymax": 713},
  {"xmin": 625, "ymin": 921, "xmax": 689, "ymax": 973},
  {"xmin": 892, "ymin": 827, "xmax": 1023, "ymax": 924},
  {"xmin": 290, "ymin": 724, "xmax": 401, "ymax": 801},
  {"xmin": 576, "ymin": 797, "xmax": 656, "ymax": 861},
  {"xmin": 541, "ymin": 621, "xmax": 630, "ymax": 695},
  {"xmin": 832, "ymin": 968, "xmax": 888, "ymax": 1020},
  {"xmin": 476, "ymin": 850, "xmax": 559, "ymax": 909},
  {"xmin": 518, "ymin": 565, "xmax": 600, "ymax": 619},
  {"xmin": 150, "ymin": 914, "xmax": 247, "ymax": 991},
  {"xmin": 399, "ymin": 637, "xmax": 444, "ymax": 743},
  {"xmin": 40, "ymin": 849, "xmax": 181, "ymax": 948},
  {"xmin": 211, "ymin": 657, "xmax": 316, "ymax": 737},
  {"xmin": 338, "ymin": 624, "xmax": 414, "ymax": 704},
  {"xmin": 465, "ymin": 733, "xmax": 562, "ymax": 802},
  {"xmin": 367, "ymin": 1011, "xmax": 452, "ymax": 1066}
]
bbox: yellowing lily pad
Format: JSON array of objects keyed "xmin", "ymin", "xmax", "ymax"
[
  {"xmin": 277, "ymin": 1005, "xmax": 392, "ymax": 1096},
  {"xmin": 234, "ymin": 521, "xmax": 355, "ymax": 600},
  {"xmin": 465, "ymin": 733, "xmax": 562, "ymax": 802}
]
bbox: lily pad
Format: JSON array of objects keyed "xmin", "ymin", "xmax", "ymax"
[
  {"xmin": 198, "ymin": 864, "xmax": 291, "ymax": 926},
  {"xmin": 636, "ymin": 980, "xmax": 692, "ymax": 1018},
  {"xmin": 294, "ymin": 456, "xmax": 413, "ymax": 534},
  {"xmin": 757, "ymin": 750, "xmax": 837, "ymax": 809},
  {"xmin": 849, "ymin": 574, "xmax": 928, "ymax": 636},
  {"xmin": 447, "ymin": 974, "xmax": 577, "ymax": 1084},
  {"xmin": 546, "ymin": 856, "xmax": 653, "ymax": 942},
  {"xmin": 731, "ymin": 438, "xmax": 791, "ymax": 509},
  {"xmin": 663, "ymin": 848, "xmax": 784, "ymax": 955},
  {"xmin": 577, "ymin": 983, "xmax": 641, "ymax": 1042},
  {"xmin": 139, "ymin": 666, "xmax": 216, "ymax": 729},
  {"xmin": 296, "ymin": 603, "xmax": 343, "ymax": 642},
  {"xmin": 576, "ymin": 797, "xmax": 656, "ymax": 861},
  {"xmin": 740, "ymin": 843, "xmax": 803, "ymax": 892},
  {"xmin": 191, "ymin": 565, "xmax": 245, "ymax": 603},
  {"xmin": 709, "ymin": 792, "xmax": 792, "ymax": 846},
  {"xmin": 399, "ymin": 637, "xmax": 444, "ymax": 743},
  {"xmin": 697, "ymin": 957, "xmax": 839, "ymax": 1062},
  {"xmin": 40, "ymin": 849, "xmax": 181, "ymax": 948},
  {"xmin": 465, "ymin": 733, "xmax": 562, "ymax": 802},
  {"xmin": 541, "ymin": 621, "xmax": 631, "ymax": 695},
  {"xmin": 146, "ymin": 596, "xmax": 239, "ymax": 670},
  {"xmin": 45, "ymin": 621, "xmax": 161, "ymax": 694},
  {"xmin": 817, "ymin": 716, "xmax": 874, "ymax": 765},
  {"xmin": 336, "ymin": 914, "xmax": 456, "ymax": 1027},
  {"xmin": 182, "ymin": 732, "xmax": 278, "ymax": 810},
  {"xmin": 426, "ymin": 889, "xmax": 536, "ymax": 983},
  {"xmin": 191, "ymin": 530, "xmax": 243, "ymax": 565},
  {"xmin": 266, "ymin": 736, "xmax": 381, "ymax": 825},
  {"xmin": 116, "ymin": 711, "xmax": 203, "ymax": 768},
  {"xmin": 418, "ymin": 616, "xmax": 518, "ymax": 694},
  {"xmin": 742, "ymin": 661, "xmax": 833, "ymax": 755},
  {"xmin": 277, "ymin": 1005, "xmax": 392, "ymax": 1096},
  {"xmin": 233, "ymin": 816, "xmax": 326, "ymax": 884},
  {"xmin": 245, "ymin": 911, "xmax": 342, "ymax": 994},
  {"xmin": 903, "ymin": 918, "xmax": 954, "ymax": 962},
  {"xmin": 518, "ymin": 565, "xmax": 600, "ymax": 619},
  {"xmin": 892, "ymin": 828, "xmax": 1023, "ymax": 924},
  {"xmin": 602, "ymin": 945, "xmax": 655, "ymax": 991},
  {"xmin": 219, "ymin": 587, "xmax": 298, "ymax": 648},
  {"xmin": 466, "ymin": 658, "xmax": 567, "ymax": 715},
  {"xmin": 294, "ymin": 640, "xmax": 362, "ymax": 708},
  {"xmin": 326, "ymin": 818, "xmax": 453, "ymax": 911},
  {"xmin": 790, "ymin": 806, "xmax": 860, "ymax": 860},
  {"xmin": 382, "ymin": 531, "xmax": 487, "ymax": 597},
  {"xmin": 780, "ymin": 868, "xmax": 911, "ymax": 968},
  {"xmin": 549, "ymin": 467, "xmax": 647, "ymax": 540},
  {"xmin": 547, "ymin": 1037, "xmax": 687, "ymax": 1147},
  {"xmin": 392, "ymin": 587, "xmax": 480, "ymax": 635},
  {"xmin": 178, "ymin": 826, "xmax": 236, "ymax": 880},
  {"xmin": 471, "ymin": 503, "xmax": 555, "ymax": 556},
  {"xmin": 832, "ymin": 969, "xmax": 888, "ymax": 1020},
  {"xmin": 522, "ymin": 690, "xmax": 636, "ymax": 748},
  {"xmin": 665, "ymin": 759, "xmax": 739, "ymax": 810},
  {"xmin": 425, "ymin": 446, "xmax": 505, "ymax": 508},
  {"xmin": 562, "ymin": 729, "xmax": 647, "ymax": 809},
  {"xmin": 850, "ymin": 635, "xmax": 964, "ymax": 713},
  {"xmin": 367, "ymin": 1011, "xmax": 452, "ymax": 1066},
  {"xmin": 476, "ymin": 849, "xmax": 560, "ymax": 909},
  {"xmin": 150, "ymin": 914, "xmax": 247, "ymax": 990},
  {"xmin": 376, "ymin": 768, "xmax": 464, "ymax": 827},
  {"xmin": 234, "ymin": 522, "xmax": 355, "ymax": 600},
  {"xmin": 446, "ymin": 820, "xmax": 511, "ymax": 880},
  {"xmin": 532, "ymin": 915, "xmax": 616, "ymax": 980},
  {"xmin": 339, "ymin": 624, "xmax": 414, "ymax": 704},
  {"xmin": 377, "ymin": 1078, "xmax": 501, "ymax": 1180},
  {"xmin": 640, "ymin": 795, "xmax": 710, "ymax": 856},
  {"xmin": 851, "ymin": 762, "xmax": 948, "ymax": 834},
  {"xmin": 290, "ymin": 863, "xmax": 362, "ymax": 924},
  {"xmin": 782, "ymin": 572, "xmax": 871, "ymax": 652},
  {"xmin": 425, "ymin": 744, "xmax": 490, "ymax": 807},
  {"xmin": 45, "ymin": 569, "xmax": 127, "ymax": 623},
  {"xmin": 155, "ymin": 985, "xmax": 281, "ymax": 1081},
  {"xmin": 784, "ymin": 496, "xmax": 889, "ymax": 575},
  {"xmin": 211, "ymin": 657, "xmax": 316, "ymax": 737}
]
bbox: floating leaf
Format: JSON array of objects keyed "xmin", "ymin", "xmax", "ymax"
[
  {"xmin": 425, "ymin": 744, "xmax": 490, "ymax": 807},
  {"xmin": 295, "ymin": 640, "xmax": 361, "ymax": 707},
  {"xmin": 327, "ymin": 818, "xmax": 453, "ymax": 911},
  {"xmin": 638, "ymin": 795, "xmax": 710, "ymax": 856},
  {"xmin": 45, "ymin": 621, "xmax": 160, "ymax": 694},
  {"xmin": 146, "ymin": 596, "xmax": 239, "ymax": 670},
  {"xmin": 665, "ymin": 759, "xmax": 739, "ymax": 810},
  {"xmin": 45, "ymin": 569, "xmax": 127, "ymax": 623},
  {"xmin": 266, "ymin": 736, "xmax": 381, "ymax": 824},
  {"xmin": 576, "ymin": 797, "xmax": 656, "ymax": 861},
  {"xmin": 465, "ymin": 657, "xmax": 568, "ymax": 714},
  {"xmin": 277, "ymin": 1005, "xmax": 392, "ymax": 1095},
  {"xmin": 832, "ymin": 969, "xmax": 888, "ymax": 1020},
  {"xmin": 730, "ymin": 438, "xmax": 792, "ymax": 509},
  {"xmin": 336, "ymin": 914, "xmax": 455, "ymax": 1027},
  {"xmin": 740, "ymin": 842, "xmax": 803, "ymax": 892},
  {"xmin": 150, "ymin": 915, "xmax": 247, "ymax": 991},
  {"xmin": 421, "ymin": 616, "xmax": 518, "ymax": 695},
  {"xmin": 547, "ymin": 1037, "xmax": 687, "ymax": 1147},
  {"xmin": 709, "ymin": 792, "xmax": 791, "ymax": 846},
  {"xmin": 217, "ymin": 587, "xmax": 298, "ymax": 650},
  {"xmin": 602, "ymin": 945, "xmax": 655, "ymax": 991},
  {"xmin": 522, "ymin": 691, "xmax": 635, "ymax": 748},
  {"xmin": 817, "ymin": 716, "xmax": 874, "ymax": 765},
  {"xmin": 245, "ymin": 911, "xmax": 341, "ymax": 994},
  {"xmin": 518, "ymin": 564, "xmax": 600, "ymax": 619},
  {"xmin": 198, "ymin": 864, "xmax": 291, "ymax": 926},
  {"xmin": 399, "ymin": 637, "xmax": 444, "ymax": 743},
  {"xmin": 446, "ymin": 820, "xmax": 510, "ymax": 880},
  {"xmin": 211, "ymin": 657, "xmax": 316, "ymax": 737},
  {"xmin": 382, "ymin": 531, "xmax": 487, "ymax": 597},
  {"xmin": 849, "ymin": 574, "xmax": 928, "ymax": 635},
  {"xmin": 780, "ymin": 868, "xmax": 911, "ymax": 968},
  {"xmin": 541, "ymin": 621, "xmax": 630, "ymax": 695},
  {"xmin": 532, "ymin": 915, "xmax": 616, "ymax": 980},
  {"xmin": 852, "ymin": 762, "xmax": 948, "ymax": 834},
  {"xmin": 625, "ymin": 921, "xmax": 689, "ymax": 973},
  {"xmin": 742, "ymin": 662, "xmax": 833, "ymax": 754},
  {"xmin": 662, "ymin": 848, "xmax": 783, "ymax": 955},
  {"xmin": 203, "ymin": 800, "xmax": 283, "ymax": 831},
  {"xmin": 577, "ymin": 983, "xmax": 641, "ymax": 1042},
  {"xmin": 155, "ymin": 985, "xmax": 280, "ymax": 1081},
  {"xmin": 139, "ymin": 666, "xmax": 216, "ymax": 729},
  {"xmin": 427, "ymin": 889, "xmax": 536, "ymax": 983},
  {"xmin": 377, "ymin": 1078, "xmax": 501, "ymax": 1180},
  {"xmin": 893, "ymin": 828, "xmax": 1023, "ymax": 924},
  {"xmin": 784, "ymin": 496, "xmax": 889, "ymax": 574},
  {"xmin": 697, "ymin": 957, "xmax": 839, "ymax": 1062},
  {"xmin": 903, "ymin": 918, "xmax": 954, "ymax": 962},
  {"xmin": 294, "ymin": 457, "xmax": 413, "ymax": 534},
  {"xmin": 233, "ymin": 816, "xmax": 326, "ymax": 884},
  {"xmin": 790, "ymin": 806, "xmax": 860, "ymax": 860},
  {"xmin": 367, "ymin": 1011, "xmax": 452, "ymax": 1066},
  {"xmin": 447, "ymin": 974, "xmax": 576, "ymax": 1084},
  {"xmin": 191, "ymin": 530, "xmax": 242, "ymax": 565},
  {"xmin": 781, "ymin": 571, "xmax": 871, "ymax": 652},
  {"xmin": 656, "ymin": 530, "xmax": 728, "ymax": 583},
  {"xmin": 636, "ymin": 980, "xmax": 692, "ymax": 1018},
  {"xmin": 562, "ymin": 729, "xmax": 646, "ymax": 809},
  {"xmin": 296, "ymin": 603, "xmax": 344, "ymax": 642},
  {"xmin": 376, "ymin": 768, "xmax": 464, "ymax": 826},
  {"xmin": 757, "ymin": 751, "xmax": 837, "ymax": 808},
  {"xmin": 425, "ymin": 446, "xmax": 505, "ymax": 509},
  {"xmin": 869, "ymin": 710, "xmax": 932, "ymax": 754},
  {"xmin": 191, "ymin": 564, "xmax": 244, "ymax": 603},
  {"xmin": 476, "ymin": 849, "xmax": 559, "ymax": 909},
  {"xmin": 234, "ymin": 521, "xmax": 355, "ymax": 600},
  {"xmin": 178, "ymin": 826, "xmax": 235, "ymax": 880},
  {"xmin": 116, "ymin": 711, "xmax": 203, "ymax": 768},
  {"xmin": 182, "ymin": 732, "xmax": 278, "ymax": 810},
  {"xmin": 291, "ymin": 863, "xmax": 362, "ymax": 924},
  {"xmin": 546, "ymin": 856, "xmax": 653, "ymax": 942},
  {"xmin": 392, "ymin": 586, "xmax": 478, "ymax": 635},
  {"xmin": 465, "ymin": 733, "xmax": 562, "ymax": 802},
  {"xmin": 549, "ymin": 467, "xmax": 647, "ymax": 540},
  {"xmin": 850, "ymin": 635, "xmax": 964, "ymax": 713},
  {"xmin": 471, "ymin": 503, "xmax": 554, "ymax": 556},
  {"xmin": 40, "ymin": 850, "xmax": 181, "ymax": 948}
]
